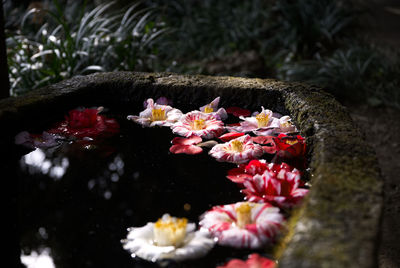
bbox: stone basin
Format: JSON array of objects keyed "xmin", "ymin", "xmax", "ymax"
[{"xmin": 2, "ymin": 72, "xmax": 383, "ymax": 267}]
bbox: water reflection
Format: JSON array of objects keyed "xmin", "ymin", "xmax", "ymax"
[
  {"xmin": 21, "ymin": 148, "xmax": 69, "ymax": 180},
  {"xmin": 21, "ymin": 247, "xmax": 55, "ymax": 268}
]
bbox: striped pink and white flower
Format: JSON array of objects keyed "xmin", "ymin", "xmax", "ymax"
[
  {"xmin": 127, "ymin": 98, "xmax": 183, "ymax": 127},
  {"xmin": 199, "ymin": 202, "xmax": 283, "ymax": 249},
  {"xmin": 172, "ymin": 111, "xmax": 225, "ymax": 139},
  {"xmin": 209, "ymin": 135, "xmax": 264, "ymax": 164},
  {"xmin": 242, "ymin": 167, "xmax": 308, "ymax": 208}
]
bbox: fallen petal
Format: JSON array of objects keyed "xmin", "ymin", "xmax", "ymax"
[
  {"xmin": 219, "ymin": 132, "xmax": 245, "ymax": 142},
  {"xmin": 171, "ymin": 136, "xmax": 202, "ymax": 145},
  {"xmin": 170, "ymin": 144, "xmax": 203, "ymax": 154}
]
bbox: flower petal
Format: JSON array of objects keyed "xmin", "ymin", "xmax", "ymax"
[
  {"xmin": 219, "ymin": 132, "xmax": 245, "ymax": 142},
  {"xmin": 171, "ymin": 136, "xmax": 202, "ymax": 145},
  {"xmin": 170, "ymin": 144, "xmax": 203, "ymax": 154}
]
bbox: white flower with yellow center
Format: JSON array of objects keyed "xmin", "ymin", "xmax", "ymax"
[
  {"xmin": 122, "ymin": 214, "xmax": 215, "ymax": 262},
  {"xmin": 172, "ymin": 111, "xmax": 225, "ymax": 139},
  {"xmin": 208, "ymin": 135, "xmax": 264, "ymax": 164},
  {"xmin": 200, "ymin": 202, "xmax": 284, "ymax": 249},
  {"xmin": 199, "ymin": 97, "xmax": 228, "ymax": 120},
  {"xmin": 226, "ymin": 107, "xmax": 296, "ymax": 136},
  {"xmin": 127, "ymin": 98, "xmax": 183, "ymax": 127}
]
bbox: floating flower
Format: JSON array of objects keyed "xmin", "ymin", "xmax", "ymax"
[
  {"xmin": 144, "ymin": 96, "xmax": 173, "ymax": 108},
  {"xmin": 209, "ymin": 135, "xmax": 264, "ymax": 164},
  {"xmin": 48, "ymin": 107, "xmax": 120, "ymax": 139},
  {"xmin": 242, "ymin": 166, "xmax": 308, "ymax": 208},
  {"xmin": 128, "ymin": 98, "xmax": 183, "ymax": 127},
  {"xmin": 199, "ymin": 97, "xmax": 228, "ymax": 120},
  {"xmin": 172, "ymin": 111, "xmax": 225, "ymax": 139},
  {"xmin": 227, "ymin": 160, "xmax": 297, "ymax": 184},
  {"xmin": 169, "ymin": 136, "xmax": 203, "ymax": 155},
  {"xmin": 15, "ymin": 131, "xmax": 62, "ymax": 149},
  {"xmin": 226, "ymin": 107, "xmax": 280, "ymax": 135},
  {"xmin": 200, "ymin": 202, "xmax": 283, "ymax": 249},
  {"xmin": 217, "ymin": 254, "xmax": 276, "ymax": 268},
  {"xmin": 225, "ymin": 107, "xmax": 251, "ymax": 117},
  {"xmin": 253, "ymin": 115, "xmax": 297, "ymax": 136},
  {"xmin": 273, "ymin": 134, "xmax": 306, "ymax": 158},
  {"xmin": 122, "ymin": 214, "xmax": 214, "ymax": 262}
]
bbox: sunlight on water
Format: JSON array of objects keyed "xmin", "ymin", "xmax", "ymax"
[{"xmin": 22, "ymin": 148, "xmax": 69, "ymax": 180}]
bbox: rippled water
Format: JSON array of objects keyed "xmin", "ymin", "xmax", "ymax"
[{"xmin": 17, "ymin": 113, "xmax": 276, "ymax": 268}]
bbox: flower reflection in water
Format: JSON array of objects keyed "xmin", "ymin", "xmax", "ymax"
[
  {"xmin": 21, "ymin": 149, "xmax": 69, "ymax": 180},
  {"xmin": 21, "ymin": 247, "xmax": 55, "ymax": 268}
]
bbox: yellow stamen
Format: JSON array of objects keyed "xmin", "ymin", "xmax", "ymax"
[
  {"xmin": 153, "ymin": 216, "xmax": 188, "ymax": 247},
  {"xmin": 256, "ymin": 113, "xmax": 270, "ymax": 128},
  {"xmin": 285, "ymin": 139, "xmax": 298, "ymax": 145},
  {"xmin": 151, "ymin": 108, "xmax": 166, "ymax": 121},
  {"xmin": 231, "ymin": 140, "xmax": 243, "ymax": 152},
  {"xmin": 235, "ymin": 202, "xmax": 253, "ymax": 228},
  {"xmin": 193, "ymin": 119, "xmax": 205, "ymax": 130},
  {"xmin": 204, "ymin": 106, "xmax": 214, "ymax": 113},
  {"xmin": 281, "ymin": 121, "xmax": 292, "ymax": 128}
]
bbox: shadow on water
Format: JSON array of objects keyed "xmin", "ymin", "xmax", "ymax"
[{"xmin": 17, "ymin": 114, "xmax": 275, "ymax": 268}]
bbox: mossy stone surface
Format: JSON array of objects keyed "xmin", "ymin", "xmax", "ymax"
[{"xmin": 1, "ymin": 72, "xmax": 383, "ymax": 267}]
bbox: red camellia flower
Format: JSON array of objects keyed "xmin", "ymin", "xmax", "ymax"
[
  {"xmin": 242, "ymin": 165, "xmax": 308, "ymax": 208},
  {"xmin": 273, "ymin": 133, "xmax": 306, "ymax": 158},
  {"xmin": 217, "ymin": 254, "xmax": 276, "ymax": 268},
  {"xmin": 169, "ymin": 136, "xmax": 203, "ymax": 155},
  {"xmin": 48, "ymin": 107, "xmax": 120, "ymax": 139},
  {"xmin": 227, "ymin": 160, "xmax": 299, "ymax": 185}
]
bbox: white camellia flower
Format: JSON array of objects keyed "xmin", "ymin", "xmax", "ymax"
[
  {"xmin": 127, "ymin": 98, "xmax": 183, "ymax": 127},
  {"xmin": 122, "ymin": 214, "xmax": 215, "ymax": 262},
  {"xmin": 226, "ymin": 107, "xmax": 297, "ymax": 136},
  {"xmin": 199, "ymin": 97, "xmax": 228, "ymax": 120}
]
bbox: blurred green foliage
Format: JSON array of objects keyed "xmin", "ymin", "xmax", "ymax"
[
  {"xmin": 5, "ymin": 0, "xmax": 400, "ymax": 108},
  {"xmin": 6, "ymin": 0, "xmax": 166, "ymax": 95}
]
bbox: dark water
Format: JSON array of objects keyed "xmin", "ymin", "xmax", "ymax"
[{"xmin": 16, "ymin": 113, "xmax": 276, "ymax": 268}]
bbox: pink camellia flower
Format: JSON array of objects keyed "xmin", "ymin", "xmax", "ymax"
[
  {"xmin": 128, "ymin": 98, "xmax": 183, "ymax": 127},
  {"xmin": 226, "ymin": 107, "xmax": 280, "ymax": 135},
  {"xmin": 242, "ymin": 166, "xmax": 308, "ymax": 208},
  {"xmin": 251, "ymin": 136, "xmax": 276, "ymax": 154},
  {"xmin": 172, "ymin": 111, "xmax": 224, "ymax": 139},
  {"xmin": 15, "ymin": 131, "xmax": 62, "ymax": 149},
  {"xmin": 209, "ymin": 135, "xmax": 264, "ymax": 164},
  {"xmin": 169, "ymin": 136, "xmax": 203, "ymax": 155},
  {"xmin": 199, "ymin": 97, "xmax": 228, "ymax": 120},
  {"xmin": 217, "ymin": 254, "xmax": 276, "ymax": 268},
  {"xmin": 48, "ymin": 107, "xmax": 120, "ymax": 139},
  {"xmin": 199, "ymin": 202, "xmax": 283, "ymax": 249}
]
